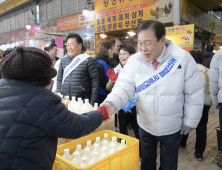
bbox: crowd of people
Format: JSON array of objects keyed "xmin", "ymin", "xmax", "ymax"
[{"xmin": 0, "ymin": 20, "xmax": 222, "ymax": 170}]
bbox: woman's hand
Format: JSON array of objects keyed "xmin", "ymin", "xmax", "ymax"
[{"xmin": 107, "ymin": 68, "xmax": 118, "ymax": 82}]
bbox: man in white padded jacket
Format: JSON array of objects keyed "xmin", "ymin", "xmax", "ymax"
[{"xmin": 101, "ymin": 20, "xmax": 204, "ymax": 170}]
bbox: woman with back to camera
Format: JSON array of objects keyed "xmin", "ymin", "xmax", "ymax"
[{"xmin": 0, "ymin": 46, "xmax": 109, "ymax": 170}]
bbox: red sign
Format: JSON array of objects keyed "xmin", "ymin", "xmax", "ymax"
[{"xmin": 55, "ymin": 37, "xmax": 63, "ymax": 48}]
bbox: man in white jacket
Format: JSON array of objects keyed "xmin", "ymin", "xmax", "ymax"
[
  {"xmin": 209, "ymin": 49, "xmax": 222, "ymax": 168},
  {"xmin": 101, "ymin": 20, "xmax": 204, "ymax": 170}
]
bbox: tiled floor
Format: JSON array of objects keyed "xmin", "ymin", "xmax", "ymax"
[{"xmin": 128, "ymin": 114, "xmax": 221, "ymax": 170}]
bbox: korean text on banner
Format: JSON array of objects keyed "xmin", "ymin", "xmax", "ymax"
[
  {"xmin": 166, "ymin": 24, "xmax": 194, "ymax": 52},
  {"xmin": 181, "ymin": 0, "xmax": 222, "ymax": 34},
  {"xmin": 57, "ymin": 16, "xmax": 78, "ymax": 32}
]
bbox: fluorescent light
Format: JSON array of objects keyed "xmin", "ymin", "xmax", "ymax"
[
  {"xmin": 127, "ymin": 31, "xmax": 136, "ymax": 36},
  {"xmin": 82, "ymin": 9, "xmax": 90, "ymax": 16},
  {"xmin": 26, "ymin": 25, "xmax": 31, "ymax": 30},
  {"xmin": 100, "ymin": 34, "xmax": 107, "ymax": 39},
  {"xmin": 125, "ymin": 36, "xmax": 129, "ymax": 39}
]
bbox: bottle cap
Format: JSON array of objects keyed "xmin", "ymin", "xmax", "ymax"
[
  {"xmin": 94, "ymin": 144, "xmax": 99, "ymax": 149},
  {"xmin": 74, "ymin": 152, "xmax": 80, "ymax": 157},
  {"xmin": 104, "ymin": 133, "xmax": 108, "ymax": 138},
  {"xmin": 85, "ymin": 148, "xmax": 90, "ymax": 153},
  {"xmin": 64, "ymin": 149, "xmax": 69, "ymax": 154},
  {"xmin": 96, "ymin": 137, "xmax": 100, "ymax": 141},
  {"xmin": 112, "ymin": 136, "xmax": 116, "ymax": 141},
  {"xmin": 82, "ymin": 157, "xmax": 87, "ymax": 163},
  {"xmin": 65, "ymin": 96, "xmax": 69, "ymax": 99},
  {"xmin": 78, "ymin": 98, "xmax": 82, "ymax": 102},
  {"xmin": 103, "ymin": 140, "xmax": 108, "ymax": 145},
  {"xmin": 77, "ymin": 144, "xmax": 81, "ymax": 149},
  {"xmin": 87, "ymin": 140, "xmax": 91, "ymax": 145},
  {"xmin": 93, "ymin": 152, "xmax": 98, "ymax": 156},
  {"xmin": 72, "ymin": 96, "xmax": 76, "ymax": 100},
  {"xmin": 94, "ymin": 103, "xmax": 98, "ymax": 107},
  {"xmin": 121, "ymin": 140, "xmax": 126, "ymax": 144},
  {"xmin": 85, "ymin": 99, "xmax": 89, "ymax": 103}
]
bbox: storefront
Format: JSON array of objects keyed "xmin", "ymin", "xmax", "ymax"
[
  {"xmin": 180, "ymin": 0, "xmax": 222, "ymax": 52},
  {"xmin": 94, "ymin": 0, "xmax": 175, "ymax": 53}
]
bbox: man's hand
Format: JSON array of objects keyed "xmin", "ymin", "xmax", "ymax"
[
  {"xmin": 100, "ymin": 102, "xmax": 114, "ymax": 120},
  {"xmin": 180, "ymin": 124, "xmax": 194, "ymax": 135},
  {"xmin": 107, "ymin": 68, "xmax": 118, "ymax": 82}
]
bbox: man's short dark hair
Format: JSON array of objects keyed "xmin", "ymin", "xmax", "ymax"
[
  {"xmin": 99, "ymin": 42, "xmax": 113, "ymax": 58},
  {"xmin": 138, "ymin": 20, "xmax": 166, "ymax": 42},
  {"xmin": 3, "ymin": 50, "xmax": 13, "ymax": 58},
  {"xmin": 110, "ymin": 38, "xmax": 120, "ymax": 45},
  {"xmin": 119, "ymin": 43, "xmax": 136, "ymax": 55},
  {"xmin": 48, "ymin": 44, "xmax": 57, "ymax": 51},
  {"xmin": 66, "ymin": 33, "xmax": 83, "ymax": 48},
  {"xmin": 189, "ymin": 50, "xmax": 204, "ymax": 64},
  {"xmin": 44, "ymin": 47, "xmax": 49, "ymax": 52},
  {"xmin": 82, "ymin": 46, "xmax": 86, "ymax": 53},
  {"xmin": 206, "ymin": 45, "xmax": 214, "ymax": 52}
]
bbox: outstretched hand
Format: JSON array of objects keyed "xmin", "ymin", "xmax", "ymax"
[
  {"xmin": 99, "ymin": 102, "xmax": 114, "ymax": 122},
  {"xmin": 107, "ymin": 68, "xmax": 118, "ymax": 82}
]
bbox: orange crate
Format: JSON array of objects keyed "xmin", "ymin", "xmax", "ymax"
[{"xmin": 53, "ymin": 130, "xmax": 139, "ymax": 170}]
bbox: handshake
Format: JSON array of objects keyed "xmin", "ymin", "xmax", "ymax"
[{"xmin": 96, "ymin": 103, "xmax": 115, "ymax": 122}]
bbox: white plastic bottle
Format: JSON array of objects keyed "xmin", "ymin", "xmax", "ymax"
[
  {"xmin": 93, "ymin": 137, "xmax": 102, "ymax": 149},
  {"xmin": 117, "ymin": 140, "xmax": 127, "ymax": 151},
  {"xmin": 99, "ymin": 147, "xmax": 109, "ymax": 160},
  {"xmin": 68, "ymin": 96, "xmax": 77, "ymax": 112},
  {"xmin": 109, "ymin": 143, "xmax": 118, "ymax": 155},
  {"xmin": 74, "ymin": 98, "xmax": 83, "ymax": 114},
  {"xmin": 90, "ymin": 144, "xmax": 101, "ymax": 157},
  {"xmin": 71, "ymin": 152, "xmax": 81, "ymax": 166},
  {"xmin": 84, "ymin": 140, "xmax": 94, "ymax": 152},
  {"xmin": 81, "ymin": 148, "xmax": 92, "ymax": 162},
  {"xmin": 101, "ymin": 133, "xmax": 111, "ymax": 144},
  {"xmin": 93, "ymin": 103, "xmax": 99, "ymax": 110},
  {"xmin": 80, "ymin": 157, "xmax": 89, "ymax": 168},
  {"xmin": 61, "ymin": 149, "xmax": 73, "ymax": 170},
  {"xmin": 89, "ymin": 152, "xmax": 100, "ymax": 165},
  {"xmin": 109, "ymin": 136, "xmax": 120, "ymax": 148},
  {"xmin": 81, "ymin": 99, "xmax": 93, "ymax": 114},
  {"xmin": 100, "ymin": 140, "xmax": 110, "ymax": 151},
  {"xmin": 64, "ymin": 96, "xmax": 70, "ymax": 108},
  {"xmin": 72, "ymin": 144, "xmax": 84, "ymax": 158}
]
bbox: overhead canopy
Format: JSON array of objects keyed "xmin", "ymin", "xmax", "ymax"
[{"xmin": 188, "ymin": 0, "xmax": 222, "ymax": 12}]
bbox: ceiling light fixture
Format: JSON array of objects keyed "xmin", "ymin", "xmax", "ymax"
[
  {"xmin": 82, "ymin": 0, "xmax": 94, "ymax": 16},
  {"xmin": 100, "ymin": 34, "xmax": 107, "ymax": 39},
  {"xmin": 127, "ymin": 31, "xmax": 136, "ymax": 36},
  {"xmin": 26, "ymin": 24, "xmax": 32, "ymax": 30},
  {"xmin": 125, "ymin": 36, "xmax": 129, "ymax": 39}
]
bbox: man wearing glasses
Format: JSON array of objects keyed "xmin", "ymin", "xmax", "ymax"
[
  {"xmin": 57, "ymin": 33, "xmax": 99, "ymax": 105},
  {"xmin": 101, "ymin": 20, "xmax": 204, "ymax": 170}
]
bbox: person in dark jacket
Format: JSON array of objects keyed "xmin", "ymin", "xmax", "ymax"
[
  {"xmin": 3, "ymin": 49, "xmax": 12, "ymax": 58},
  {"xmin": 95, "ymin": 42, "xmax": 115, "ymax": 105},
  {"xmin": 0, "ymin": 46, "xmax": 108, "ymax": 170},
  {"xmin": 48, "ymin": 44, "xmax": 59, "ymax": 66},
  {"xmin": 110, "ymin": 38, "xmax": 121, "ymax": 67},
  {"xmin": 203, "ymin": 45, "xmax": 214, "ymax": 68},
  {"xmin": 57, "ymin": 33, "xmax": 99, "ymax": 105}
]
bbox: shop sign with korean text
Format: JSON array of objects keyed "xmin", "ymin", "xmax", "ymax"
[
  {"xmin": 57, "ymin": 11, "xmax": 94, "ymax": 32},
  {"xmin": 181, "ymin": 0, "xmax": 222, "ymax": 34},
  {"xmin": 95, "ymin": 0, "xmax": 174, "ymax": 33},
  {"xmin": 166, "ymin": 24, "xmax": 194, "ymax": 52}
]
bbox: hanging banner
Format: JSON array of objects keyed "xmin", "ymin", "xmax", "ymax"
[
  {"xmin": 181, "ymin": 0, "xmax": 222, "ymax": 34},
  {"xmin": 55, "ymin": 37, "xmax": 63, "ymax": 48},
  {"xmin": 57, "ymin": 11, "xmax": 94, "ymax": 32},
  {"xmin": 40, "ymin": 21, "xmax": 57, "ymax": 33},
  {"xmin": 95, "ymin": 0, "xmax": 174, "ymax": 33},
  {"xmin": 166, "ymin": 24, "xmax": 195, "ymax": 52}
]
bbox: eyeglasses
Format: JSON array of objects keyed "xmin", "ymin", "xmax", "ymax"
[
  {"xmin": 138, "ymin": 42, "xmax": 152, "ymax": 48},
  {"xmin": 119, "ymin": 52, "xmax": 129, "ymax": 57}
]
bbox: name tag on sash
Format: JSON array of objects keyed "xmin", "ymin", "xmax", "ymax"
[
  {"xmin": 62, "ymin": 54, "xmax": 90, "ymax": 85},
  {"xmin": 136, "ymin": 55, "xmax": 183, "ymax": 95}
]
